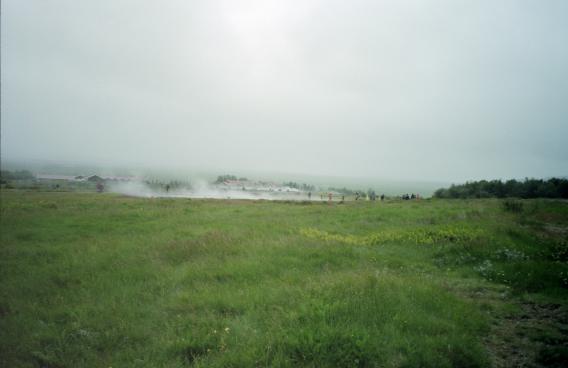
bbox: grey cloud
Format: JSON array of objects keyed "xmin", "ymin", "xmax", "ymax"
[{"xmin": 2, "ymin": 0, "xmax": 567, "ymax": 182}]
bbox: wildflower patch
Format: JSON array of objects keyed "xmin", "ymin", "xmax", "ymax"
[{"xmin": 300, "ymin": 226, "xmax": 484, "ymax": 246}]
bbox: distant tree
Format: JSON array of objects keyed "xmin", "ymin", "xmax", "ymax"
[
  {"xmin": 433, "ymin": 178, "xmax": 568, "ymax": 199},
  {"xmin": 283, "ymin": 181, "xmax": 299, "ymax": 189},
  {"xmin": 0, "ymin": 170, "xmax": 34, "ymax": 182},
  {"xmin": 300, "ymin": 183, "xmax": 315, "ymax": 192},
  {"xmin": 215, "ymin": 175, "xmax": 238, "ymax": 183}
]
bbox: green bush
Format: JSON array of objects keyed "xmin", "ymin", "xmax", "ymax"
[{"xmin": 502, "ymin": 199, "xmax": 524, "ymax": 213}]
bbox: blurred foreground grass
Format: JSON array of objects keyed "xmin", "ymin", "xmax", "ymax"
[{"xmin": 1, "ymin": 191, "xmax": 567, "ymax": 367}]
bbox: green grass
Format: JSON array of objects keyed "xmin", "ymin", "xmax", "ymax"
[{"xmin": 1, "ymin": 192, "xmax": 567, "ymax": 367}]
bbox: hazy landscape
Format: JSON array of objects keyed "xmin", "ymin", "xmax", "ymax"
[{"xmin": 2, "ymin": 1, "xmax": 568, "ymax": 367}]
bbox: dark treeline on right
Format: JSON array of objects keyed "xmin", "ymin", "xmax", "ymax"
[{"xmin": 434, "ymin": 178, "xmax": 568, "ymax": 199}]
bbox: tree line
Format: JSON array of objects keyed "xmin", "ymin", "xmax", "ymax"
[
  {"xmin": 0, "ymin": 170, "xmax": 34, "ymax": 183},
  {"xmin": 214, "ymin": 175, "xmax": 248, "ymax": 183},
  {"xmin": 434, "ymin": 178, "xmax": 568, "ymax": 199}
]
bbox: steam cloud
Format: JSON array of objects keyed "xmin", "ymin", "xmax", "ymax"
[{"xmin": 107, "ymin": 180, "xmax": 317, "ymax": 201}]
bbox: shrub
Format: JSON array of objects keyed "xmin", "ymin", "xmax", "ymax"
[{"xmin": 502, "ymin": 200, "xmax": 524, "ymax": 213}]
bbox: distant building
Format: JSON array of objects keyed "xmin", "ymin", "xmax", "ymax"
[
  {"xmin": 87, "ymin": 175, "xmax": 104, "ymax": 182},
  {"xmin": 102, "ymin": 176, "xmax": 137, "ymax": 182},
  {"xmin": 36, "ymin": 173, "xmax": 136, "ymax": 183},
  {"xmin": 280, "ymin": 187, "xmax": 300, "ymax": 192},
  {"xmin": 223, "ymin": 179, "xmax": 245, "ymax": 187}
]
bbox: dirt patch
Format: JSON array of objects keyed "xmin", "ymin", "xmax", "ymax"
[
  {"xmin": 0, "ymin": 303, "xmax": 10, "ymax": 317},
  {"xmin": 486, "ymin": 302, "xmax": 568, "ymax": 368}
]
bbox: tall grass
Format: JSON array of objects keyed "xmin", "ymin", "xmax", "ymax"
[{"xmin": 1, "ymin": 192, "xmax": 567, "ymax": 367}]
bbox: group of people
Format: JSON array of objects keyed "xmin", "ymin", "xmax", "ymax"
[
  {"xmin": 401, "ymin": 193, "xmax": 420, "ymax": 200},
  {"xmin": 307, "ymin": 191, "xmax": 422, "ymax": 202},
  {"xmin": 359, "ymin": 192, "xmax": 386, "ymax": 201},
  {"xmin": 308, "ymin": 192, "xmax": 386, "ymax": 202}
]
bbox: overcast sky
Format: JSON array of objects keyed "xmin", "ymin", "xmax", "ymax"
[{"xmin": 2, "ymin": 0, "xmax": 567, "ymax": 182}]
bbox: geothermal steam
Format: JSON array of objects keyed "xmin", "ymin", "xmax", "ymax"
[{"xmin": 107, "ymin": 180, "xmax": 315, "ymax": 201}]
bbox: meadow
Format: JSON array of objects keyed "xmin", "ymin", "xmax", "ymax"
[{"xmin": 1, "ymin": 191, "xmax": 567, "ymax": 367}]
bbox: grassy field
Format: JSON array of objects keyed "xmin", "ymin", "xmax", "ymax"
[{"xmin": 1, "ymin": 191, "xmax": 567, "ymax": 367}]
